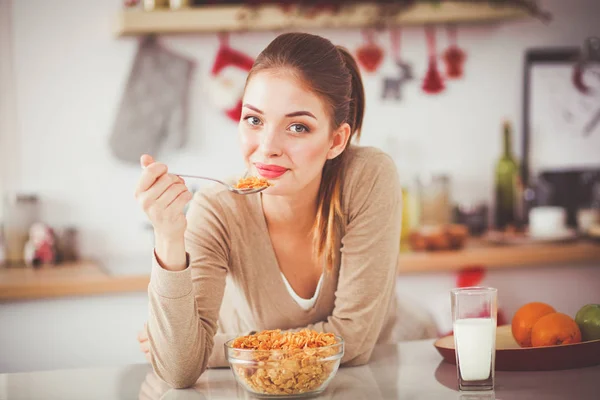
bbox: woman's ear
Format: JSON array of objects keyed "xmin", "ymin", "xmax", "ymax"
[{"xmin": 327, "ymin": 123, "xmax": 351, "ymax": 160}]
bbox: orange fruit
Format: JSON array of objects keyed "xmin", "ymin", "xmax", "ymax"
[
  {"xmin": 511, "ymin": 302, "xmax": 556, "ymax": 347},
  {"xmin": 531, "ymin": 312, "xmax": 582, "ymax": 347}
]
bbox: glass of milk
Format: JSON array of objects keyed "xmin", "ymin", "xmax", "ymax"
[{"xmin": 451, "ymin": 287, "xmax": 498, "ymax": 391}]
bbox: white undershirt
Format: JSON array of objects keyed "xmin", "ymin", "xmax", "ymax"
[{"xmin": 280, "ymin": 272, "xmax": 324, "ymax": 310}]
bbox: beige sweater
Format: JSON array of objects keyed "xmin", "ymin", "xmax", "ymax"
[{"xmin": 147, "ymin": 146, "xmax": 402, "ymax": 388}]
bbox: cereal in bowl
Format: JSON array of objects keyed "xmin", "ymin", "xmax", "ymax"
[{"xmin": 228, "ymin": 329, "xmax": 343, "ymax": 396}]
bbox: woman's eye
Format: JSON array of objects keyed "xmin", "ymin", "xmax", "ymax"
[
  {"xmin": 289, "ymin": 124, "xmax": 309, "ymax": 134},
  {"xmin": 245, "ymin": 116, "xmax": 262, "ymax": 126}
]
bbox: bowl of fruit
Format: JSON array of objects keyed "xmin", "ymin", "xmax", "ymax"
[{"xmin": 434, "ymin": 302, "xmax": 600, "ymax": 371}]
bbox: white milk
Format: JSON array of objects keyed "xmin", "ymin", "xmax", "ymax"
[{"xmin": 453, "ymin": 318, "xmax": 495, "ymax": 381}]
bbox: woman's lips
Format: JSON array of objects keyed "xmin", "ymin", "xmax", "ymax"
[{"xmin": 254, "ymin": 163, "xmax": 288, "ymax": 179}]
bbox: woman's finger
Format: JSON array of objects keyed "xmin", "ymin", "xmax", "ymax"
[
  {"xmin": 140, "ymin": 154, "xmax": 155, "ymax": 169},
  {"xmin": 155, "ymin": 183, "xmax": 189, "ymax": 209},
  {"xmin": 143, "ymin": 173, "xmax": 181, "ymax": 203},
  {"xmin": 166, "ymin": 190, "xmax": 194, "ymax": 212},
  {"xmin": 135, "ymin": 162, "xmax": 168, "ymax": 197},
  {"xmin": 140, "ymin": 340, "xmax": 150, "ymax": 354},
  {"xmin": 137, "ymin": 322, "xmax": 148, "ymax": 342},
  {"xmin": 137, "ymin": 330, "xmax": 147, "ymax": 343}
]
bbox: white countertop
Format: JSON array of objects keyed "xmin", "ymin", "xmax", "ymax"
[{"xmin": 1, "ymin": 339, "xmax": 598, "ymax": 400}]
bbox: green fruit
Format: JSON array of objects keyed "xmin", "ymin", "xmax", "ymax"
[{"xmin": 575, "ymin": 304, "xmax": 600, "ymax": 342}]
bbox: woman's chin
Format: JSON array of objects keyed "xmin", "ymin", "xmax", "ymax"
[
  {"xmin": 261, "ymin": 178, "xmax": 297, "ymax": 196},
  {"xmin": 261, "ymin": 186, "xmax": 286, "ymax": 196}
]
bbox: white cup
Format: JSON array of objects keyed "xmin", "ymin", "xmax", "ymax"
[{"xmin": 528, "ymin": 206, "xmax": 568, "ymax": 238}]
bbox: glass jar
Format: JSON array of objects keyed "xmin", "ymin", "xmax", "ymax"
[
  {"xmin": 2, "ymin": 194, "xmax": 40, "ymax": 266},
  {"xmin": 143, "ymin": 0, "xmax": 168, "ymax": 11},
  {"xmin": 169, "ymin": 0, "xmax": 190, "ymax": 10},
  {"xmin": 417, "ymin": 174, "xmax": 451, "ymax": 227}
]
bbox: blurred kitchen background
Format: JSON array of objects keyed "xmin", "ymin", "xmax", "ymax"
[{"xmin": 1, "ymin": 0, "xmax": 599, "ymax": 374}]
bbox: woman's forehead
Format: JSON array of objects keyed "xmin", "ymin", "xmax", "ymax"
[{"xmin": 244, "ymin": 70, "xmax": 328, "ymax": 118}]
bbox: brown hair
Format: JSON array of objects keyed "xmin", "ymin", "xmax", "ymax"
[{"xmin": 246, "ymin": 32, "xmax": 365, "ymax": 270}]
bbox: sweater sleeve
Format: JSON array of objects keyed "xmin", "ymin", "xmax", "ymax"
[
  {"xmin": 299, "ymin": 153, "xmax": 402, "ymax": 366},
  {"xmin": 207, "ymin": 331, "xmax": 257, "ymax": 368},
  {"xmin": 146, "ymin": 189, "xmax": 230, "ymax": 388}
]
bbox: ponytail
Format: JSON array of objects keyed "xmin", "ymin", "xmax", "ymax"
[
  {"xmin": 313, "ymin": 46, "xmax": 366, "ymax": 272},
  {"xmin": 336, "ymin": 45, "xmax": 365, "ymax": 141}
]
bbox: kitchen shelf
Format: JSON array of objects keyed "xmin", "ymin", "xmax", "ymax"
[
  {"xmin": 0, "ymin": 261, "xmax": 149, "ymax": 301},
  {"xmin": 2, "ymin": 241, "xmax": 597, "ymax": 301},
  {"xmin": 397, "ymin": 240, "xmax": 600, "ymax": 274},
  {"xmin": 114, "ymin": 2, "xmax": 531, "ymax": 36}
]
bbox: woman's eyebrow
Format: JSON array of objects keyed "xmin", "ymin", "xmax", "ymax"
[
  {"xmin": 242, "ymin": 104, "xmax": 263, "ymax": 114},
  {"xmin": 243, "ymin": 104, "xmax": 317, "ymax": 120},
  {"xmin": 285, "ymin": 111, "xmax": 317, "ymax": 120}
]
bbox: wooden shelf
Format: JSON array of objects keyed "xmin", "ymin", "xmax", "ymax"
[
  {"xmin": 2, "ymin": 241, "xmax": 596, "ymax": 300},
  {"xmin": 398, "ymin": 240, "xmax": 600, "ymax": 274},
  {"xmin": 114, "ymin": 2, "xmax": 530, "ymax": 36},
  {"xmin": 0, "ymin": 261, "xmax": 149, "ymax": 302}
]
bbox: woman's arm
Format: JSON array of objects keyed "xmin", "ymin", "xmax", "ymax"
[{"xmin": 146, "ymin": 189, "xmax": 230, "ymax": 388}]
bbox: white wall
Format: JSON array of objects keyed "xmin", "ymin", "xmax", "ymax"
[
  {"xmin": 6, "ymin": 0, "xmax": 600, "ymax": 269},
  {"xmin": 0, "ymin": 0, "xmax": 18, "ymax": 216}
]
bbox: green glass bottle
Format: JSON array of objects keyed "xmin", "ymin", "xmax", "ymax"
[{"xmin": 494, "ymin": 121, "xmax": 520, "ymax": 230}]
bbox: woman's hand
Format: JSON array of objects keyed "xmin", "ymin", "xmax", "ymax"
[
  {"xmin": 135, "ymin": 154, "xmax": 191, "ymax": 270},
  {"xmin": 138, "ymin": 323, "xmax": 152, "ymax": 364},
  {"xmin": 135, "ymin": 154, "xmax": 193, "ymax": 242}
]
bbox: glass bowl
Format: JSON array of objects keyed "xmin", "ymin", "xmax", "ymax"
[{"xmin": 224, "ymin": 336, "xmax": 344, "ymax": 398}]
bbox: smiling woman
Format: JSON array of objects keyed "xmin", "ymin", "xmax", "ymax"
[{"xmin": 134, "ymin": 32, "xmax": 405, "ymax": 389}]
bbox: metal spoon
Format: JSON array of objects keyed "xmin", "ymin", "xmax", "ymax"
[{"xmin": 173, "ymin": 173, "xmax": 269, "ymax": 195}]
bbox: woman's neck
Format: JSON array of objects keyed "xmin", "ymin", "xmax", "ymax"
[{"xmin": 262, "ymin": 177, "xmax": 320, "ymax": 234}]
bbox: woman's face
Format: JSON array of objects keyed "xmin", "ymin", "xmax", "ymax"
[{"xmin": 239, "ymin": 70, "xmax": 348, "ymax": 196}]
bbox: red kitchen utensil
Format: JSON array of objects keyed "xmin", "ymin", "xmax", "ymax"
[
  {"xmin": 422, "ymin": 26, "xmax": 445, "ymax": 95},
  {"xmin": 442, "ymin": 25, "xmax": 467, "ymax": 79},
  {"xmin": 356, "ymin": 30, "xmax": 384, "ymax": 73}
]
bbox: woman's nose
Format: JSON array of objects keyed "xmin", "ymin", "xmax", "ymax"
[{"xmin": 259, "ymin": 128, "xmax": 283, "ymax": 157}]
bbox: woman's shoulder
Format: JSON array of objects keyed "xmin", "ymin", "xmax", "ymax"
[
  {"xmin": 343, "ymin": 145, "xmax": 400, "ymax": 187},
  {"xmin": 345, "ymin": 144, "xmax": 390, "ymax": 161},
  {"xmin": 342, "ymin": 145, "xmax": 401, "ymax": 213}
]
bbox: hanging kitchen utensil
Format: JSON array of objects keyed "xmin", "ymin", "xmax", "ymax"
[
  {"xmin": 422, "ymin": 26, "xmax": 445, "ymax": 95},
  {"xmin": 442, "ymin": 25, "xmax": 467, "ymax": 79},
  {"xmin": 109, "ymin": 35, "xmax": 196, "ymax": 164},
  {"xmin": 356, "ymin": 29, "xmax": 384, "ymax": 73},
  {"xmin": 381, "ymin": 27, "xmax": 413, "ymax": 101}
]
